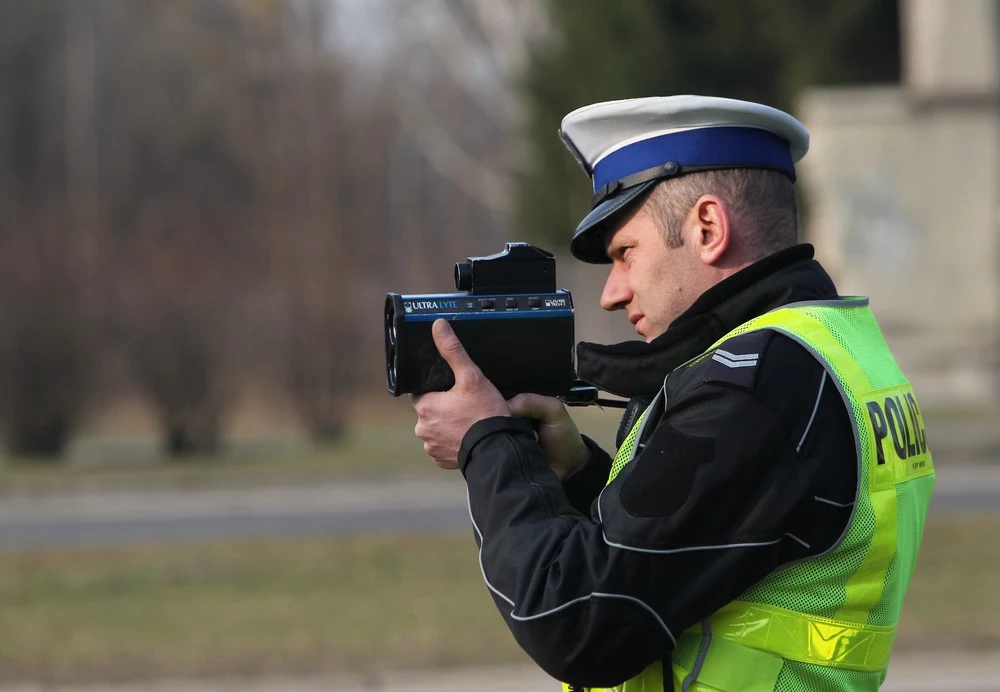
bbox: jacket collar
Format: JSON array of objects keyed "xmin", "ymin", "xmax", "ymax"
[{"xmin": 576, "ymin": 244, "xmax": 838, "ymax": 398}]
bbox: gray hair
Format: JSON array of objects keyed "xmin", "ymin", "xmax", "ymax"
[{"xmin": 645, "ymin": 168, "xmax": 798, "ymax": 257}]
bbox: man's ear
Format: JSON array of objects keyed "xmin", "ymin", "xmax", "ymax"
[{"xmin": 692, "ymin": 194, "xmax": 730, "ymax": 265}]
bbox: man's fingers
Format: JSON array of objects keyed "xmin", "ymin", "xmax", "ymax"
[
  {"xmin": 432, "ymin": 319, "xmax": 479, "ymax": 384},
  {"xmin": 508, "ymin": 393, "xmax": 564, "ymax": 422}
]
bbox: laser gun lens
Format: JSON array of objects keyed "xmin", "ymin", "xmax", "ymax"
[
  {"xmin": 387, "ymin": 349, "xmax": 397, "ymax": 390},
  {"xmin": 455, "ymin": 261, "xmax": 472, "ymax": 291},
  {"xmin": 386, "ymin": 308, "xmax": 396, "ymax": 345}
]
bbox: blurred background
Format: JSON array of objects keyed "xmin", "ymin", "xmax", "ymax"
[{"xmin": 0, "ymin": 0, "xmax": 997, "ymax": 689}]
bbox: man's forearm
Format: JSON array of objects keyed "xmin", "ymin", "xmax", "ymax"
[{"xmin": 457, "ymin": 420, "xmax": 674, "ymax": 686}]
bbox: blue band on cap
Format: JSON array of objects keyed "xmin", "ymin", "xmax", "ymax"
[{"xmin": 592, "ymin": 126, "xmax": 795, "ymax": 190}]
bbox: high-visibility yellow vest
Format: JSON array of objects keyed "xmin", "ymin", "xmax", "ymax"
[{"xmin": 561, "ymin": 298, "xmax": 935, "ymax": 691}]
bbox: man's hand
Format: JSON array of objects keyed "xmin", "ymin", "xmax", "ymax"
[
  {"xmin": 507, "ymin": 393, "xmax": 589, "ymax": 480},
  {"xmin": 411, "ymin": 319, "xmax": 510, "ymax": 469}
]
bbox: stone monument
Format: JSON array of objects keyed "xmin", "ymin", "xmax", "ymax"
[{"xmin": 799, "ymin": 0, "xmax": 1000, "ymax": 411}]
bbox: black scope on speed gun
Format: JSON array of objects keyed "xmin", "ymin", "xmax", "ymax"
[{"xmin": 384, "ymin": 243, "xmax": 578, "ymax": 400}]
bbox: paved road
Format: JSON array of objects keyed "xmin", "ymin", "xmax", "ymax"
[
  {"xmin": 0, "ymin": 464, "xmax": 998, "ymax": 548},
  {"xmin": 0, "ymin": 477, "xmax": 470, "ymax": 548},
  {"xmin": 2, "ymin": 652, "xmax": 999, "ymax": 691}
]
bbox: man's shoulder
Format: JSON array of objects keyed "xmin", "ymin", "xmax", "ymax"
[
  {"xmin": 696, "ymin": 329, "xmax": 777, "ymax": 391},
  {"xmin": 667, "ymin": 328, "xmax": 828, "ymax": 408}
]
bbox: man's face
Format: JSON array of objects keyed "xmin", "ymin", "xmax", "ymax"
[{"xmin": 599, "ymin": 202, "xmax": 703, "ymax": 342}]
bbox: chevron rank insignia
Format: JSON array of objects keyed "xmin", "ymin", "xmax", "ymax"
[{"xmin": 701, "ymin": 330, "xmax": 775, "ymax": 390}]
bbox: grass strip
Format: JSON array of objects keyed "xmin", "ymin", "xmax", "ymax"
[
  {"xmin": 0, "ymin": 532, "xmax": 525, "ymax": 683},
  {"xmin": 0, "ymin": 514, "xmax": 993, "ymax": 682}
]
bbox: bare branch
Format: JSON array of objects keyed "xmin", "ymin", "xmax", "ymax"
[{"xmin": 393, "ymin": 80, "xmax": 512, "ymax": 213}]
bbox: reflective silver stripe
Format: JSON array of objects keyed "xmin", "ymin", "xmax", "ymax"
[
  {"xmin": 682, "ymin": 619, "xmax": 712, "ymax": 692},
  {"xmin": 467, "ymin": 490, "xmax": 677, "ymax": 646},
  {"xmin": 773, "ymin": 297, "xmax": 870, "ymax": 310},
  {"xmin": 467, "ymin": 488, "xmax": 515, "ymax": 607},
  {"xmin": 784, "ymin": 532, "xmax": 812, "ymax": 549},
  {"xmin": 714, "ymin": 349, "xmax": 759, "ymax": 361},
  {"xmin": 796, "ymin": 370, "xmax": 828, "ymax": 452},
  {"xmin": 627, "ymin": 387, "xmax": 664, "ymax": 465},
  {"xmin": 508, "ymin": 592, "xmax": 677, "ymax": 647},
  {"xmin": 814, "ymin": 495, "xmax": 855, "ymax": 508},
  {"xmin": 711, "ymin": 353, "xmax": 758, "ymax": 368},
  {"xmin": 601, "ymin": 533, "xmax": 782, "ymax": 555},
  {"xmin": 596, "ymin": 484, "xmax": 783, "ymax": 555}
]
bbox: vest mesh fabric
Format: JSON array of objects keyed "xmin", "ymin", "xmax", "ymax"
[
  {"xmin": 706, "ymin": 301, "xmax": 933, "ymax": 690},
  {"xmin": 772, "ymin": 662, "xmax": 883, "ymax": 691},
  {"xmin": 670, "ymin": 633, "xmax": 701, "ymax": 688},
  {"xmin": 609, "ymin": 409, "xmax": 648, "ymax": 480}
]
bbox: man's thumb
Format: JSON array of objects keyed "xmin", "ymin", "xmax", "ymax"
[{"xmin": 432, "ymin": 319, "xmax": 475, "ymax": 377}]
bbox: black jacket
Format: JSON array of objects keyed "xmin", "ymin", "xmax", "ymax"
[{"xmin": 457, "ymin": 245, "xmax": 856, "ymax": 687}]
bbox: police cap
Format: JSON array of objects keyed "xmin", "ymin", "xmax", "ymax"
[{"xmin": 559, "ymin": 95, "xmax": 810, "ymax": 264}]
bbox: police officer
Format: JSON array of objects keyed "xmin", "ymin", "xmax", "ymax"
[{"xmin": 411, "ymin": 96, "xmax": 935, "ymax": 691}]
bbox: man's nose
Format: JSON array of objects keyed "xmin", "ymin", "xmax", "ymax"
[{"xmin": 600, "ymin": 267, "xmax": 632, "ymax": 312}]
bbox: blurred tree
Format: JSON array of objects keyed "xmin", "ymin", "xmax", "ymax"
[
  {"xmin": 0, "ymin": 215, "xmax": 97, "ymax": 458},
  {"xmin": 98, "ymin": 0, "xmax": 268, "ymax": 456},
  {"xmin": 517, "ymin": 0, "xmax": 901, "ymax": 248},
  {"xmin": 0, "ymin": 0, "xmax": 100, "ymax": 458},
  {"xmin": 259, "ymin": 0, "xmax": 366, "ymax": 442},
  {"xmin": 381, "ymin": 0, "xmax": 546, "ymax": 218}
]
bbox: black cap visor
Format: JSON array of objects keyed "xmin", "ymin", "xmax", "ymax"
[{"xmin": 570, "ymin": 180, "xmax": 658, "ymax": 264}]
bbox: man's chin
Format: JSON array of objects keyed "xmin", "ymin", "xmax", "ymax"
[
  {"xmin": 641, "ymin": 325, "xmax": 667, "ymax": 343},
  {"xmin": 633, "ymin": 317, "xmax": 663, "ymax": 342}
]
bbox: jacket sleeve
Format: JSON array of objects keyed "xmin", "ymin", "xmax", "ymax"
[
  {"xmin": 559, "ymin": 435, "xmax": 612, "ymax": 516},
  {"xmin": 456, "ymin": 334, "xmax": 854, "ymax": 688}
]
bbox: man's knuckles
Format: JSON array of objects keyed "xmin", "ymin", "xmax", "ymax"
[
  {"xmin": 412, "ymin": 392, "xmax": 445, "ymax": 416},
  {"xmin": 440, "ymin": 335, "xmax": 465, "ymax": 358},
  {"xmin": 507, "ymin": 392, "xmax": 528, "ymax": 408},
  {"xmin": 458, "ymin": 365, "xmax": 486, "ymax": 390}
]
